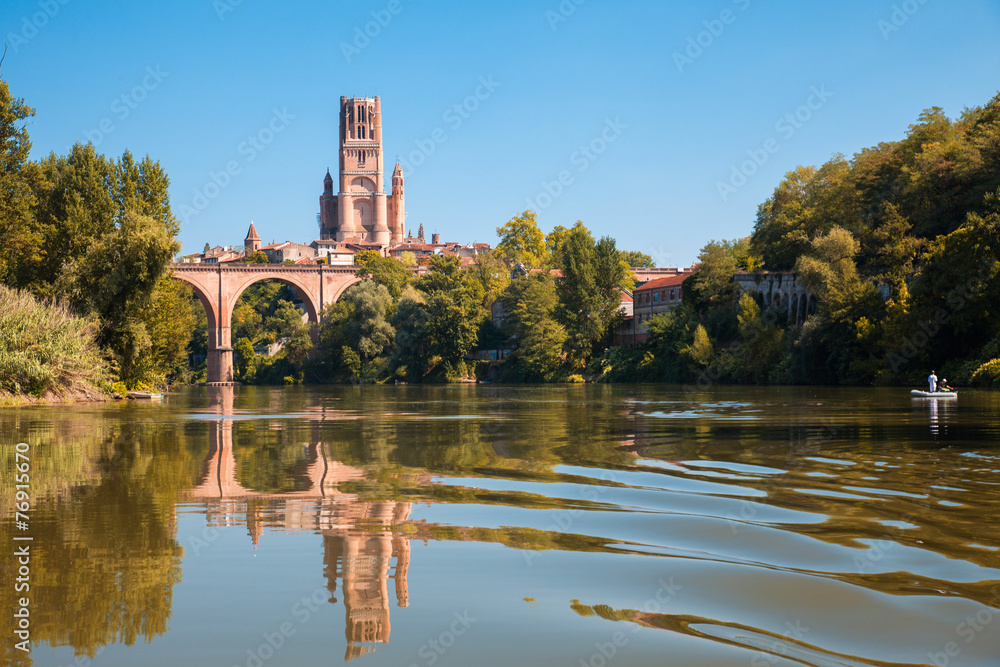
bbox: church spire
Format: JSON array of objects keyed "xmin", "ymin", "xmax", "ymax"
[{"xmin": 245, "ymin": 221, "xmax": 261, "ymax": 253}]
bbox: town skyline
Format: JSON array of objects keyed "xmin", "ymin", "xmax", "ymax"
[{"xmin": 4, "ymin": 0, "xmax": 999, "ymax": 264}]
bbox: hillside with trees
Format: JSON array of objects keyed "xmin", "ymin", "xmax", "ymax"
[{"xmin": 631, "ymin": 92, "xmax": 1000, "ymax": 388}]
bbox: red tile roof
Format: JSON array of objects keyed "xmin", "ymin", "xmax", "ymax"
[{"xmin": 635, "ymin": 274, "xmax": 688, "ymax": 291}]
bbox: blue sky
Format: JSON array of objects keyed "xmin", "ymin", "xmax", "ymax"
[{"xmin": 4, "ymin": 0, "xmax": 999, "ymax": 265}]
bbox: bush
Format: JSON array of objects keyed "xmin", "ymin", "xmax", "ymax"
[
  {"xmin": 0, "ymin": 285, "xmax": 109, "ymax": 399},
  {"xmin": 970, "ymin": 359, "xmax": 1000, "ymax": 388}
]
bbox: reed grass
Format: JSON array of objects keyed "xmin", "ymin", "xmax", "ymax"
[{"xmin": 0, "ymin": 284, "xmax": 110, "ymax": 400}]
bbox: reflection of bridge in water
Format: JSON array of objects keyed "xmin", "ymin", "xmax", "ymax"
[{"xmin": 187, "ymin": 388, "xmax": 418, "ymax": 661}]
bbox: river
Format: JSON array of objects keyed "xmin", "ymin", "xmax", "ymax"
[{"xmin": 2, "ymin": 385, "xmax": 999, "ymax": 666}]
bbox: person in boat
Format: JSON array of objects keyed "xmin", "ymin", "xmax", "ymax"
[
  {"xmin": 939, "ymin": 379, "xmax": 954, "ymax": 392},
  {"xmin": 928, "ymin": 371, "xmax": 938, "ymax": 393}
]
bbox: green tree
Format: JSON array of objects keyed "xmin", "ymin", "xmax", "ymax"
[
  {"xmin": 556, "ymin": 225, "xmax": 628, "ymax": 367},
  {"xmin": 734, "ymin": 292, "xmax": 785, "ymax": 383},
  {"xmin": 268, "ymin": 300, "xmax": 313, "ymax": 379},
  {"xmin": 620, "ymin": 250, "xmax": 655, "ymax": 268},
  {"xmin": 497, "ymin": 210, "xmax": 545, "ymax": 267},
  {"xmin": 545, "ymin": 224, "xmax": 571, "ymax": 257},
  {"xmin": 340, "ymin": 280, "xmax": 395, "ymax": 362},
  {"xmin": 907, "ymin": 189, "xmax": 1000, "ymax": 364},
  {"xmin": 501, "ymin": 273, "xmax": 566, "ymax": 380},
  {"xmin": 56, "ymin": 211, "xmax": 179, "ymax": 386},
  {"xmin": 315, "ymin": 300, "xmax": 355, "ymax": 380},
  {"xmin": 681, "ymin": 324, "xmax": 714, "ymax": 369},
  {"xmin": 468, "ymin": 250, "xmax": 511, "ymax": 313},
  {"xmin": 354, "ymin": 250, "xmax": 410, "ymax": 300},
  {"xmin": 140, "ymin": 277, "xmax": 197, "ymax": 383},
  {"xmin": 0, "ymin": 77, "xmax": 40, "ymax": 287},
  {"xmin": 686, "ymin": 238, "xmax": 754, "ymax": 309},
  {"xmin": 234, "ymin": 337, "xmax": 259, "ymax": 384},
  {"xmin": 415, "ymin": 256, "xmax": 482, "ymax": 370},
  {"xmin": 750, "ymin": 165, "xmax": 819, "ymax": 271},
  {"xmin": 243, "ymin": 250, "xmax": 269, "ymax": 264},
  {"xmin": 645, "ymin": 308, "xmax": 699, "ymax": 382},
  {"xmin": 392, "ymin": 287, "xmax": 432, "ymax": 380}
]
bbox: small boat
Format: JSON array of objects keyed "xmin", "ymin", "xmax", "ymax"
[
  {"xmin": 910, "ymin": 390, "xmax": 957, "ymax": 398},
  {"xmin": 127, "ymin": 391, "xmax": 164, "ymax": 400}
]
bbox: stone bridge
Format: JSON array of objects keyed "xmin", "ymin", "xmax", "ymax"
[
  {"xmin": 735, "ymin": 271, "xmax": 816, "ymax": 325},
  {"xmin": 171, "ymin": 263, "xmax": 362, "ymax": 384}
]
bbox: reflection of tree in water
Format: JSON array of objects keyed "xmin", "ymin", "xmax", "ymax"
[{"xmin": 0, "ymin": 416, "xmax": 195, "ymax": 665}]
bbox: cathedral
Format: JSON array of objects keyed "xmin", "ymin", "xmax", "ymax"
[{"xmin": 319, "ymin": 96, "xmax": 406, "ymax": 245}]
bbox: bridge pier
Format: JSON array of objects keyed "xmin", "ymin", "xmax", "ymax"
[{"xmin": 208, "ymin": 326, "xmax": 236, "ymax": 385}]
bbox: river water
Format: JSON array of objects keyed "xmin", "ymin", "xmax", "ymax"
[{"xmin": 2, "ymin": 385, "xmax": 999, "ymax": 667}]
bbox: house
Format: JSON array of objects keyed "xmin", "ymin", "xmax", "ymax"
[
  {"xmin": 201, "ymin": 245, "xmax": 243, "ymax": 264},
  {"xmin": 261, "ymin": 242, "xmax": 316, "ymax": 264},
  {"xmin": 310, "ymin": 240, "xmax": 357, "ymax": 266},
  {"xmin": 631, "ymin": 274, "xmax": 688, "ymax": 344}
]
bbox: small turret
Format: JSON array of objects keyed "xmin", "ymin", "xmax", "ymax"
[{"xmin": 245, "ymin": 221, "xmax": 261, "ymax": 254}]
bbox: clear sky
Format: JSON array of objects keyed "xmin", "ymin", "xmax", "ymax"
[{"xmin": 4, "ymin": 0, "xmax": 999, "ymax": 265}]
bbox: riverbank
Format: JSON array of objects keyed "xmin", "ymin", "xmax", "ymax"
[{"xmin": 0, "ymin": 387, "xmax": 111, "ymax": 407}]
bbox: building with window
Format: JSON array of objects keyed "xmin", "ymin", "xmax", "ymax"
[{"xmin": 631, "ymin": 274, "xmax": 688, "ymax": 344}]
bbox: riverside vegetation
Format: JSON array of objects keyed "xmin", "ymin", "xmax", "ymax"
[{"xmin": 2, "ymin": 74, "xmax": 999, "ymax": 395}]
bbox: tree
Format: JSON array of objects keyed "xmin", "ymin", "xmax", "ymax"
[
  {"xmin": 140, "ymin": 278, "xmax": 197, "ymax": 384},
  {"xmin": 415, "ymin": 256, "xmax": 482, "ymax": 369},
  {"xmin": 418, "ymin": 223, "xmax": 425, "ymax": 242},
  {"xmin": 856, "ymin": 202, "xmax": 921, "ymax": 290},
  {"xmin": 203, "ymin": 242, "xmax": 211, "ymax": 253},
  {"xmin": 468, "ymin": 250, "xmax": 511, "ymax": 312},
  {"xmin": 545, "ymin": 220, "xmax": 589, "ymax": 268},
  {"xmin": 620, "ymin": 250, "xmax": 655, "ymax": 268},
  {"xmin": 0, "ymin": 77, "xmax": 40, "ymax": 287},
  {"xmin": 496, "ymin": 210, "xmax": 545, "ymax": 267},
  {"xmin": 681, "ymin": 324, "xmax": 714, "ymax": 369},
  {"xmin": 907, "ymin": 189, "xmax": 1000, "ymax": 363},
  {"xmin": 392, "ymin": 287, "xmax": 432, "ymax": 380},
  {"xmin": 545, "ymin": 224, "xmax": 571, "ymax": 257},
  {"xmin": 502, "ymin": 273, "xmax": 566, "ymax": 380},
  {"xmin": 556, "ymin": 225, "xmax": 628, "ymax": 367},
  {"xmin": 315, "ymin": 299, "xmax": 355, "ymax": 380},
  {"xmin": 687, "ymin": 238, "xmax": 753, "ymax": 309},
  {"xmin": 56, "ymin": 211, "xmax": 180, "ymax": 386},
  {"xmin": 645, "ymin": 308, "xmax": 699, "ymax": 382},
  {"xmin": 750, "ymin": 165, "xmax": 819, "ymax": 270},
  {"xmin": 735, "ymin": 293, "xmax": 785, "ymax": 383},
  {"xmin": 268, "ymin": 300, "xmax": 313, "ymax": 378},
  {"xmin": 243, "ymin": 250, "xmax": 269, "ymax": 264},
  {"xmin": 354, "ymin": 250, "xmax": 410, "ymax": 300},
  {"xmin": 340, "ymin": 281, "xmax": 395, "ymax": 362},
  {"xmin": 234, "ymin": 337, "xmax": 259, "ymax": 384}
]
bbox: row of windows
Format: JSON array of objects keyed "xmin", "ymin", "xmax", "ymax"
[{"xmin": 639, "ymin": 288, "xmax": 681, "ymax": 303}]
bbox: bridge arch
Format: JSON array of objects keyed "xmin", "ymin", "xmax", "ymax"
[
  {"xmin": 228, "ymin": 273, "xmax": 322, "ymax": 326},
  {"xmin": 171, "ymin": 264, "xmax": 363, "ymax": 384}
]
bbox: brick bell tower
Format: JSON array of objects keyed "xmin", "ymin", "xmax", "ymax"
[{"xmin": 319, "ymin": 96, "xmax": 405, "ymax": 245}]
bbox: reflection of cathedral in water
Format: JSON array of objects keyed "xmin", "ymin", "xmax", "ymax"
[
  {"xmin": 188, "ymin": 388, "xmax": 418, "ymax": 660},
  {"xmin": 323, "ymin": 506, "xmax": 411, "ymax": 660}
]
